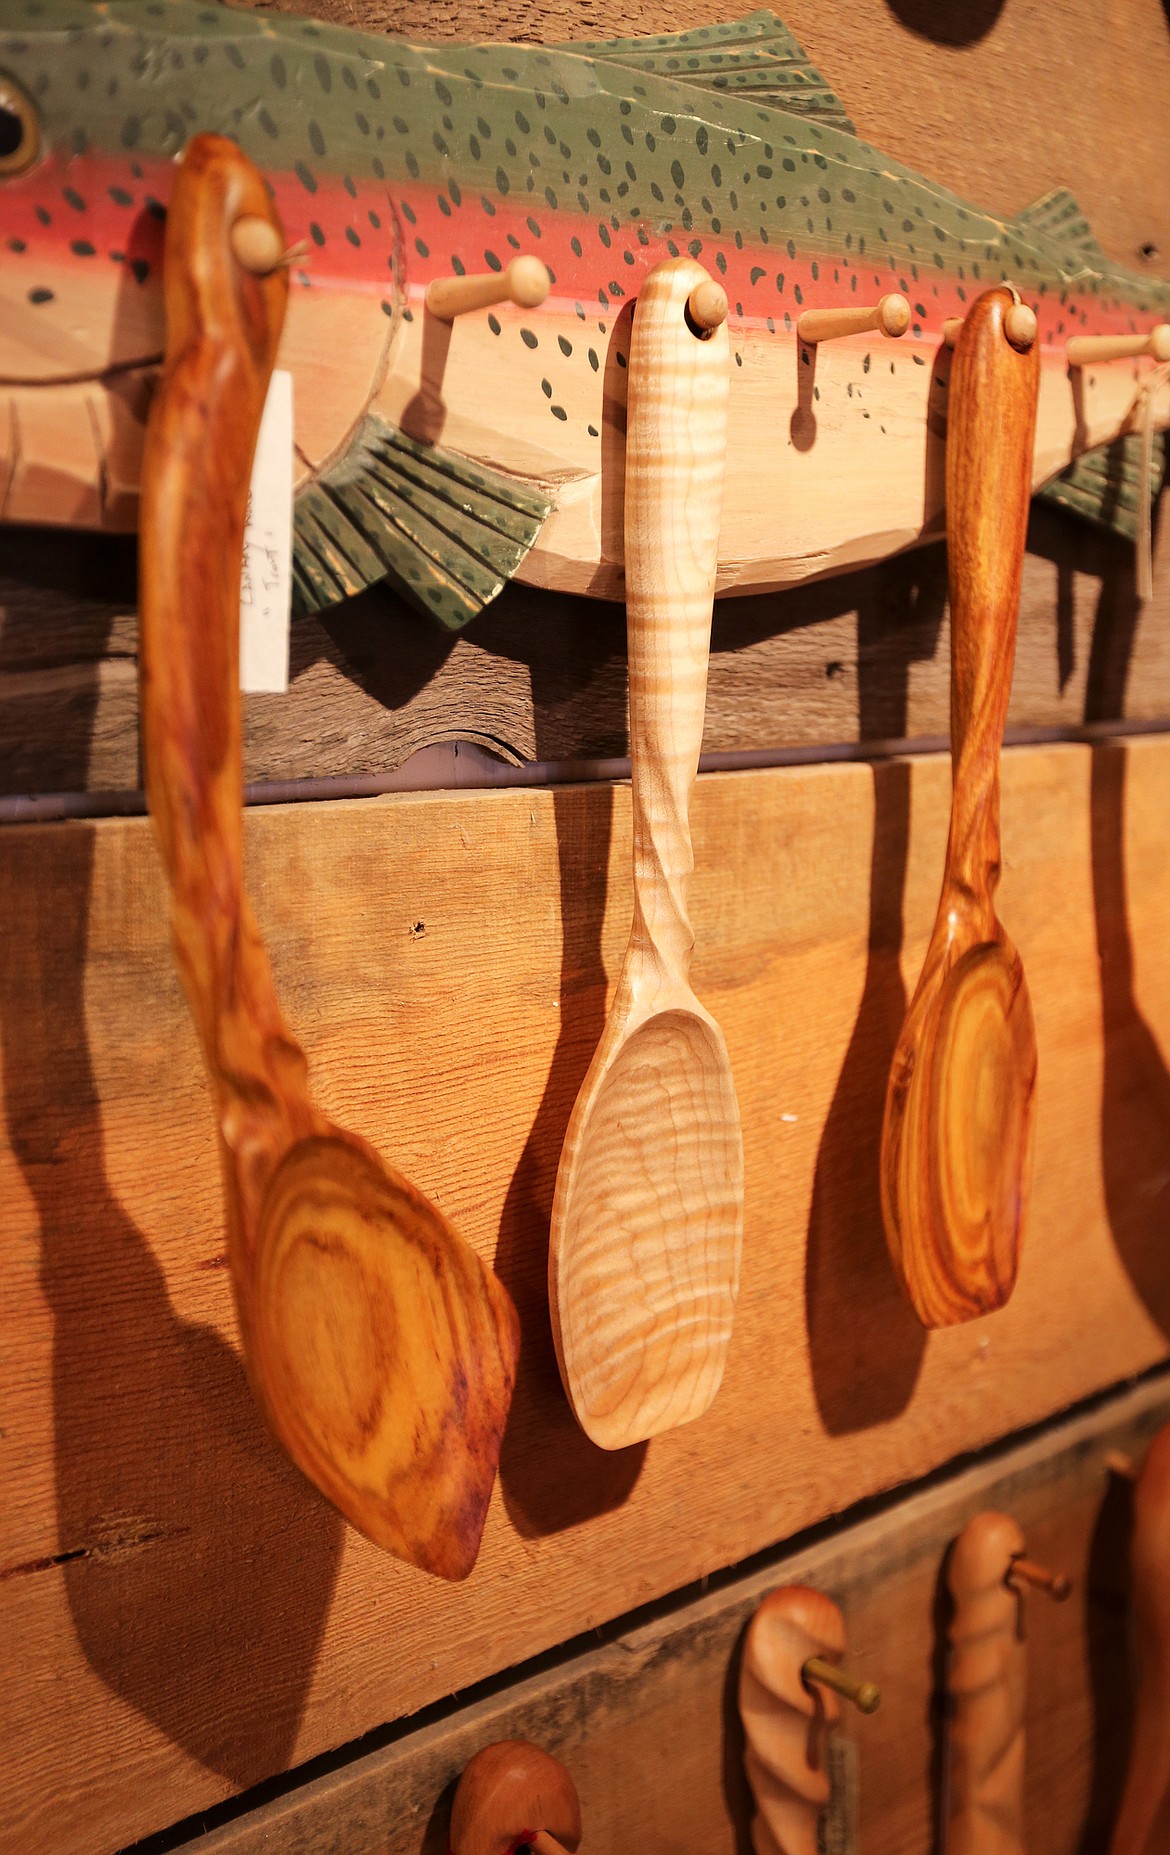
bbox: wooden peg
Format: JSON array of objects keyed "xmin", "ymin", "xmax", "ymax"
[
  {"xmin": 1007, "ymin": 1554, "xmax": 1072, "ymax": 1601},
  {"xmin": 740, "ymin": 1585, "xmax": 875, "ymax": 1854},
  {"xmin": 803, "ymin": 1654, "xmax": 882, "ymax": 1714},
  {"xmin": 450, "ymin": 1740, "xmax": 582, "ymax": 1855},
  {"xmin": 946, "ymin": 1511, "xmax": 1028, "ymax": 1855},
  {"xmin": 1110, "ymin": 1421, "xmax": 1170, "ymax": 1855},
  {"xmin": 229, "ymin": 215, "xmax": 289, "ymax": 275},
  {"xmin": 1107, "ymin": 1449, "xmax": 1140, "ymax": 1482},
  {"xmin": 797, "ymin": 291, "xmax": 910, "ymax": 344},
  {"xmin": 943, "ymin": 302, "xmax": 1038, "ymax": 352},
  {"xmin": 687, "ymin": 276, "xmax": 729, "ymax": 333},
  {"xmin": 1067, "ymin": 323, "xmax": 1170, "ymax": 367},
  {"xmin": 426, "ymin": 255, "xmax": 551, "ymax": 320}
]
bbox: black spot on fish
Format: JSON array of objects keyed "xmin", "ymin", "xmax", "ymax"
[
  {"xmin": 521, "ymin": 328, "xmax": 539, "ymax": 349},
  {"xmin": 485, "ymin": 249, "xmax": 502, "ymax": 271},
  {"xmin": 28, "ymin": 286, "xmax": 53, "ymax": 305},
  {"xmin": 121, "ymin": 116, "xmax": 141, "ymax": 149},
  {"xmin": 346, "ymin": 227, "xmax": 361, "ymax": 248},
  {"xmin": 541, "ymin": 378, "xmax": 552, "ymax": 397},
  {"xmin": 488, "ymin": 313, "xmax": 501, "ymax": 334},
  {"xmin": 551, "ymin": 405, "xmax": 567, "ymax": 420},
  {"xmin": 258, "ymin": 107, "xmax": 278, "ymax": 138},
  {"xmin": 130, "ymin": 259, "xmax": 149, "ymax": 284},
  {"xmin": 35, "ymin": 205, "xmax": 50, "ymax": 226},
  {"xmin": 435, "ymin": 78, "xmax": 452, "ymax": 106},
  {"xmin": 295, "ymin": 160, "xmax": 317, "ymax": 194},
  {"xmin": 70, "ymin": 238, "xmax": 95, "ymax": 257},
  {"xmin": 309, "ymin": 222, "xmax": 325, "ymax": 246}
]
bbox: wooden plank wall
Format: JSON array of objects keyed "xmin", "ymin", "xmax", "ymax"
[
  {"xmin": 173, "ymin": 1374, "xmax": 1170, "ymax": 1855},
  {"xmin": 3, "ymin": 739, "xmax": 1170, "ymax": 1853},
  {"xmin": 3, "ymin": 2, "xmax": 1170, "ymax": 1852}
]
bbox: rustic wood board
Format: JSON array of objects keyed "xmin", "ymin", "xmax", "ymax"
[
  {"xmin": 4, "ymin": 501, "xmax": 1170, "ymax": 796},
  {"xmin": 155, "ymin": 1372, "xmax": 1170, "ymax": 1855},
  {"xmin": 3, "ymin": 736, "xmax": 1170, "ymax": 1852}
]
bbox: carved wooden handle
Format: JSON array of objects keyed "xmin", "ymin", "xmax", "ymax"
[
  {"xmin": 946, "ymin": 1511, "xmax": 1027, "ymax": 1855},
  {"xmin": 139, "ymin": 132, "xmax": 309, "ymax": 1208},
  {"xmin": 1111, "ymin": 1423, "xmax": 1170, "ymax": 1855},
  {"xmin": 944, "ymin": 287, "xmax": 1040, "ymax": 911},
  {"xmin": 624, "ymin": 257, "xmax": 729, "ymax": 979},
  {"xmin": 449, "ymin": 1740, "xmax": 582, "ymax": 1855},
  {"xmin": 739, "ymin": 1585, "xmax": 847, "ymax": 1855}
]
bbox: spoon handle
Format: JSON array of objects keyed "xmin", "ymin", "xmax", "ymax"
[
  {"xmin": 139, "ymin": 135, "xmax": 308, "ymax": 1202},
  {"xmin": 944, "ymin": 288, "xmax": 1040, "ymax": 910},
  {"xmin": 1111, "ymin": 1423, "xmax": 1170, "ymax": 1855},
  {"xmin": 945, "ymin": 1512, "xmax": 1028, "ymax": 1855},
  {"xmin": 624, "ymin": 259, "xmax": 729, "ymax": 983}
]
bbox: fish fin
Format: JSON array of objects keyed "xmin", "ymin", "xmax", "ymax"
[
  {"xmin": 292, "ymin": 417, "xmax": 553, "ymax": 631},
  {"xmin": 561, "ymin": 11, "xmax": 855, "ymax": 133},
  {"xmin": 1010, "ymin": 188, "xmax": 1104, "ymax": 258},
  {"xmin": 1037, "ymin": 432, "xmax": 1165, "ymax": 543}
]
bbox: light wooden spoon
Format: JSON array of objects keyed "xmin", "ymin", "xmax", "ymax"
[
  {"xmin": 549, "ymin": 257, "xmax": 743, "ymax": 1451},
  {"xmin": 881, "ymin": 286, "xmax": 1040, "ymax": 1328},
  {"xmin": 138, "ymin": 132, "xmax": 518, "ymax": 1581}
]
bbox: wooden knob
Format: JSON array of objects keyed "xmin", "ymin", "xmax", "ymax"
[
  {"xmin": 426, "ymin": 255, "xmax": 551, "ymax": 320},
  {"xmin": 797, "ymin": 292, "xmax": 910, "ymax": 344},
  {"xmin": 230, "ymin": 214, "xmax": 286, "ymax": 275},
  {"xmin": 1067, "ymin": 323, "xmax": 1170, "ymax": 366},
  {"xmin": 450, "ymin": 1740, "xmax": 582, "ymax": 1855},
  {"xmin": 944, "ymin": 302, "xmax": 1037, "ymax": 352},
  {"xmin": 687, "ymin": 277, "xmax": 729, "ymax": 333}
]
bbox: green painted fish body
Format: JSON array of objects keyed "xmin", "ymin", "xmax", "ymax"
[{"xmin": 1, "ymin": 1, "xmax": 1166, "ymax": 626}]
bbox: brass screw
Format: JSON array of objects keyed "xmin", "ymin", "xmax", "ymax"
[
  {"xmin": 802, "ymin": 1655, "xmax": 881, "ymax": 1715},
  {"xmin": 1008, "ymin": 1555, "xmax": 1072, "ymax": 1602}
]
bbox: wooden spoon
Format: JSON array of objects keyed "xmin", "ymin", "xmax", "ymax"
[
  {"xmin": 138, "ymin": 132, "xmax": 518, "ymax": 1581},
  {"xmin": 450, "ymin": 1739, "xmax": 583, "ymax": 1855},
  {"xmin": 1110, "ymin": 1422, "xmax": 1170, "ymax": 1855},
  {"xmin": 880, "ymin": 286, "xmax": 1040, "ymax": 1328},
  {"xmin": 548, "ymin": 257, "xmax": 743, "ymax": 1450}
]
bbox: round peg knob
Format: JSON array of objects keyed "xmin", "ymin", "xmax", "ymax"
[
  {"xmin": 797, "ymin": 291, "xmax": 910, "ymax": 345},
  {"xmin": 450, "ymin": 1739, "xmax": 582, "ymax": 1855},
  {"xmin": 944, "ymin": 303, "xmax": 1038, "ymax": 352},
  {"xmin": 1067, "ymin": 322, "xmax": 1170, "ymax": 366},
  {"xmin": 230, "ymin": 214, "xmax": 286, "ymax": 275},
  {"xmin": 425, "ymin": 255, "xmax": 552, "ymax": 321},
  {"xmin": 686, "ymin": 276, "xmax": 729, "ymax": 334}
]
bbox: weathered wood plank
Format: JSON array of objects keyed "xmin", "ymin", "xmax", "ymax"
[
  {"xmin": 2, "ymin": 737, "xmax": 1170, "ymax": 1852},
  {"xmin": 3, "ymin": 504, "xmax": 1170, "ymax": 795},
  {"xmin": 158, "ymin": 1373, "xmax": 1170, "ymax": 1855}
]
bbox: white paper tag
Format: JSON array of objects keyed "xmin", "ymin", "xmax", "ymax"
[{"xmin": 240, "ymin": 368, "xmax": 293, "ymax": 694}]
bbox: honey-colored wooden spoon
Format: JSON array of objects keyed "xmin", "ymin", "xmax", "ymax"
[
  {"xmin": 881, "ymin": 286, "xmax": 1040, "ymax": 1328},
  {"xmin": 138, "ymin": 133, "xmax": 518, "ymax": 1580},
  {"xmin": 450, "ymin": 1740, "xmax": 583, "ymax": 1855},
  {"xmin": 548, "ymin": 257, "xmax": 743, "ymax": 1450},
  {"xmin": 1110, "ymin": 1422, "xmax": 1170, "ymax": 1855}
]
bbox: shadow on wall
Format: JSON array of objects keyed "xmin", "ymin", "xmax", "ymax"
[
  {"xmin": 886, "ymin": 0, "xmax": 1007, "ymax": 46},
  {"xmin": 0, "ymin": 609, "xmax": 342, "ymax": 1788},
  {"xmin": 805, "ymin": 546, "xmax": 948, "ymax": 1434},
  {"xmin": 1085, "ymin": 523, "xmax": 1170, "ymax": 1337}
]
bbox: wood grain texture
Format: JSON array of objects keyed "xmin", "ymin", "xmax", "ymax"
[
  {"xmin": 2, "ymin": 736, "xmax": 1170, "ymax": 1852},
  {"xmin": 147, "ymin": 1375, "xmax": 1170, "ymax": 1855},
  {"xmin": 1109, "ymin": 1422, "xmax": 1170, "ymax": 1855},
  {"xmin": 449, "ymin": 1740, "xmax": 582, "ymax": 1855},
  {"xmin": 549, "ymin": 259, "xmax": 743, "ymax": 1449},
  {"xmin": 945, "ymin": 1511, "xmax": 1029, "ymax": 1855},
  {"xmin": 138, "ymin": 134, "xmax": 518, "ymax": 1579},
  {"xmin": 739, "ymin": 1586, "xmax": 847, "ymax": 1855},
  {"xmin": 882, "ymin": 289, "xmax": 1040, "ymax": 1328}
]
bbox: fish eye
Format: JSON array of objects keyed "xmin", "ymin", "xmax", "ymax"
[{"xmin": 0, "ymin": 74, "xmax": 39, "ymax": 178}]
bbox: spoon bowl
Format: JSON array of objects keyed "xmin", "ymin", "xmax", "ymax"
[
  {"xmin": 884, "ymin": 927, "xmax": 1036, "ymax": 1325},
  {"xmin": 553, "ymin": 1003, "xmax": 742, "ymax": 1449}
]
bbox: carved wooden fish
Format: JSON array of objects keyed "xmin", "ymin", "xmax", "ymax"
[{"xmin": 1, "ymin": 0, "xmax": 1166, "ymax": 628}]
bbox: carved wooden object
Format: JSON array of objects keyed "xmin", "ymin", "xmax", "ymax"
[
  {"xmin": 881, "ymin": 287, "xmax": 1041, "ymax": 1329},
  {"xmin": 1110, "ymin": 1422, "xmax": 1170, "ymax": 1855},
  {"xmin": 548, "ymin": 257, "xmax": 743, "ymax": 1450},
  {"xmin": 1068, "ymin": 325, "xmax": 1170, "ymax": 366},
  {"xmin": 137, "ymin": 132, "xmax": 518, "ymax": 1579},
  {"xmin": 796, "ymin": 293, "xmax": 910, "ymax": 343},
  {"xmin": 2, "ymin": 3, "xmax": 1169, "ymax": 623},
  {"xmin": 450, "ymin": 1740, "xmax": 582, "ymax": 1855},
  {"xmin": 739, "ymin": 1584, "xmax": 859, "ymax": 1855},
  {"xmin": 945, "ymin": 1511, "xmax": 1029, "ymax": 1855}
]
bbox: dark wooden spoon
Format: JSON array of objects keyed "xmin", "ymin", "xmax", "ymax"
[
  {"xmin": 880, "ymin": 286, "xmax": 1040, "ymax": 1328},
  {"xmin": 138, "ymin": 133, "xmax": 518, "ymax": 1580}
]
